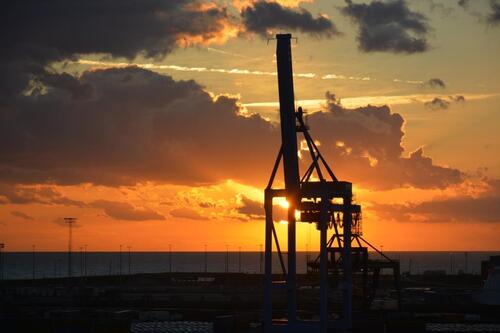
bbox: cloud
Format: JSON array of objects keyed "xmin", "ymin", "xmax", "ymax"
[
  {"xmin": 424, "ymin": 0, "xmax": 454, "ymax": 16},
  {"xmin": 424, "ymin": 95, "xmax": 466, "ymax": 110},
  {"xmin": 371, "ymin": 179, "xmax": 500, "ymax": 223},
  {"xmin": 425, "ymin": 78, "xmax": 446, "ymax": 89},
  {"xmin": 77, "ymin": 59, "xmax": 317, "ymax": 78},
  {"xmin": 240, "ymin": 1, "xmax": 340, "ymax": 37},
  {"xmin": 458, "ymin": 0, "xmax": 499, "ymax": 26},
  {"xmin": 233, "ymin": 0, "xmax": 314, "ymax": 10},
  {"xmin": 92, "ymin": 200, "xmax": 165, "ymax": 221},
  {"xmin": 0, "ymin": 0, "xmax": 236, "ymax": 101},
  {"xmin": 341, "ymin": 0, "xmax": 430, "ymax": 54},
  {"xmin": 237, "ymin": 195, "xmax": 264, "ymax": 218},
  {"xmin": 488, "ymin": 0, "xmax": 500, "ymax": 24},
  {"xmin": 11, "ymin": 210, "xmax": 34, "ymax": 221},
  {"xmin": 244, "ymin": 93, "xmax": 492, "ymax": 110},
  {"xmin": 170, "ymin": 207, "xmax": 207, "ymax": 220},
  {"xmin": 0, "ymin": 183, "xmax": 85, "ymax": 206},
  {"xmin": 425, "ymin": 97, "xmax": 450, "ymax": 110},
  {"xmin": 1, "ymin": 66, "xmax": 465, "ymax": 191},
  {"xmin": 0, "ymin": 67, "xmax": 278, "ymax": 186},
  {"xmin": 3, "ymin": 0, "xmax": 234, "ymax": 59},
  {"xmin": 302, "ymin": 93, "xmax": 463, "ymax": 189}
]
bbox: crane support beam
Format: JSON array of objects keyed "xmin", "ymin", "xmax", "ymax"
[
  {"xmin": 276, "ymin": 34, "xmax": 300, "ymax": 192},
  {"xmin": 276, "ymin": 33, "xmax": 300, "ymax": 325}
]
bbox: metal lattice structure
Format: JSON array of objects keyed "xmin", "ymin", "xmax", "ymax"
[
  {"xmin": 264, "ymin": 34, "xmax": 355, "ymax": 333},
  {"xmin": 264, "ymin": 34, "xmax": 400, "ymax": 333}
]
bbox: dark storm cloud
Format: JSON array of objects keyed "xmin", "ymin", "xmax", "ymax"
[
  {"xmin": 425, "ymin": 78, "xmax": 446, "ymax": 89},
  {"xmin": 1, "ymin": 0, "xmax": 231, "ymax": 59},
  {"xmin": 92, "ymin": 200, "xmax": 165, "ymax": 221},
  {"xmin": 488, "ymin": 0, "xmax": 500, "ymax": 24},
  {"xmin": 341, "ymin": 0, "xmax": 430, "ymax": 54},
  {"xmin": 371, "ymin": 179, "xmax": 500, "ymax": 223},
  {"xmin": 0, "ymin": 0, "xmax": 233, "ymax": 100},
  {"xmin": 0, "ymin": 67, "xmax": 278, "ymax": 186},
  {"xmin": 304, "ymin": 93, "xmax": 463, "ymax": 189},
  {"xmin": 241, "ymin": 1, "xmax": 340, "ymax": 37},
  {"xmin": 425, "ymin": 97, "xmax": 450, "ymax": 110},
  {"xmin": 11, "ymin": 210, "xmax": 34, "ymax": 221}
]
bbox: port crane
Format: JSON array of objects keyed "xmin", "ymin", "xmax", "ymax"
[{"xmin": 264, "ymin": 34, "xmax": 400, "ymax": 333}]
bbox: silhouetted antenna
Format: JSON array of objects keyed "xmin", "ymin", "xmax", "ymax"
[{"xmin": 64, "ymin": 217, "xmax": 77, "ymax": 278}]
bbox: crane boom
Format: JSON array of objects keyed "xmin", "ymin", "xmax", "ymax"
[{"xmin": 276, "ymin": 34, "xmax": 300, "ymax": 192}]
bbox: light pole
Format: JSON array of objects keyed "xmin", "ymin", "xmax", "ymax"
[
  {"xmin": 169, "ymin": 244, "xmax": 172, "ymax": 273},
  {"xmin": 80, "ymin": 246, "xmax": 84, "ymax": 276},
  {"xmin": 238, "ymin": 246, "xmax": 242, "ymax": 273},
  {"xmin": 64, "ymin": 217, "xmax": 77, "ymax": 278},
  {"xmin": 119, "ymin": 244, "xmax": 123, "ymax": 276},
  {"xmin": 128, "ymin": 246, "xmax": 132, "ymax": 275},
  {"xmin": 0, "ymin": 243, "xmax": 5, "ymax": 280},
  {"xmin": 204, "ymin": 244, "xmax": 207, "ymax": 273},
  {"xmin": 84, "ymin": 244, "xmax": 87, "ymax": 277},
  {"xmin": 225, "ymin": 245, "xmax": 229, "ymax": 273},
  {"xmin": 32, "ymin": 244, "xmax": 36, "ymax": 280}
]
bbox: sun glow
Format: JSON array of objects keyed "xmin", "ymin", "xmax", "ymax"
[{"xmin": 276, "ymin": 198, "xmax": 289, "ymax": 209}]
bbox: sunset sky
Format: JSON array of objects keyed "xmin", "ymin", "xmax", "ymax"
[{"xmin": 1, "ymin": 0, "xmax": 499, "ymax": 251}]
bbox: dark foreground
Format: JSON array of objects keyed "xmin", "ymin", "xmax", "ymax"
[{"xmin": 0, "ymin": 272, "xmax": 498, "ymax": 333}]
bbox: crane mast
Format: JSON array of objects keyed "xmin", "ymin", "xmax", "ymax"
[
  {"xmin": 263, "ymin": 33, "xmax": 400, "ymax": 333},
  {"xmin": 264, "ymin": 33, "xmax": 353, "ymax": 333}
]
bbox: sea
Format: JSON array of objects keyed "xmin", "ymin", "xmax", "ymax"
[{"xmin": 0, "ymin": 251, "xmax": 498, "ymax": 280}]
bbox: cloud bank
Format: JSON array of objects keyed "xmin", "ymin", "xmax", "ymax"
[
  {"xmin": 0, "ymin": 66, "xmax": 464, "ymax": 192},
  {"xmin": 303, "ymin": 93, "xmax": 463, "ymax": 189},
  {"xmin": 92, "ymin": 200, "xmax": 165, "ymax": 221},
  {"xmin": 0, "ymin": 67, "xmax": 277, "ymax": 186},
  {"xmin": 341, "ymin": 0, "xmax": 430, "ymax": 54},
  {"xmin": 371, "ymin": 179, "xmax": 500, "ymax": 223},
  {"xmin": 241, "ymin": 1, "xmax": 340, "ymax": 37}
]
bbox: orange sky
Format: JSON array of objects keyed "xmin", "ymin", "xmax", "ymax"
[{"xmin": 1, "ymin": 0, "xmax": 499, "ymax": 251}]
